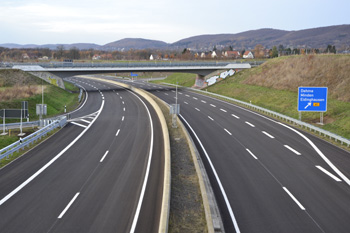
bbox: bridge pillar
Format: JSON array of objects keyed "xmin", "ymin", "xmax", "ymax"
[{"xmin": 194, "ymin": 74, "xmax": 206, "ymax": 88}]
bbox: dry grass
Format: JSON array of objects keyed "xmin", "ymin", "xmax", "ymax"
[
  {"xmin": 243, "ymin": 54, "xmax": 350, "ymax": 102},
  {"xmin": 0, "ymin": 85, "xmax": 44, "ymax": 101}
]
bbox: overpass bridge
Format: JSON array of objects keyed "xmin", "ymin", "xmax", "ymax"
[{"xmin": 11, "ymin": 61, "xmax": 252, "ymax": 77}]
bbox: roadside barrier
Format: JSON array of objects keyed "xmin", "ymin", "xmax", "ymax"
[{"xmin": 0, "ymin": 116, "xmax": 67, "ymax": 161}]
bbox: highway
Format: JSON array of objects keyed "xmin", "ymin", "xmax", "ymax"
[
  {"xmin": 110, "ymin": 77, "xmax": 350, "ymax": 233},
  {"xmin": 0, "ymin": 77, "xmax": 164, "ymax": 233}
]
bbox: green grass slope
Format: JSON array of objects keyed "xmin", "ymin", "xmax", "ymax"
[
  {"xmin": 207, "ymin": 54, "xmax": 350, "ymax": 139},
  {"xmin": 0, "ymin": 70, "xmax": 79, "ymax": 122}
]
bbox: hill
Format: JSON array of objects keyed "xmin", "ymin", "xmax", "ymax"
[
  {"xmin": 1, "ymin": 24, "xmax": 349, "ymax": 51},
  {"xmin": 102, "ymin": 38, "xmax": 169, "ymax": 50},
  {"xmin": 173, "ymin": 25, "xmax": 350, "ymax": 50}
]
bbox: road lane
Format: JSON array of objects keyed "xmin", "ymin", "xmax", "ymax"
[{"xmin": 118, "ymin": 79, "xmax": 350, "ymax": 233}]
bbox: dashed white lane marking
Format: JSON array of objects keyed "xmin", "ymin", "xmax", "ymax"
[
  {"xmin": 283, "ymin": 187, "xmax": 305, "ymax": 210},
  {"xmin": 246, "ymin": 149, "xmax": 258, "ymax": 160},
  {"xmin": 284, "ymin": 145, "xmax": 301, "ymax": 155},
  {"xmin": 122, "ymin": 101, "xmax": 125, "ymax": 105},
  {"xmin": 117, "ymin": 93, "xmax": 119, "ymax": 95},
  {"xmin": 100, "ymin": 150, "xmax": 109, "ymax": 163},
  {"xmin": 122, "ymin": 116, "xmax": 125, "ymax": 121},
  {"xmin": 116, "ymin": 129, "xmax": 120, "ymax": 136},
  {"xmin": 58, "ymin": 192, "xmax": 80, "ymax": 218},
  {"xmin": 262, "ymin": 131, "xmax": 275, "ymax": 139},
  {"xmin": 179, "ymin": 92, "xmax": 183, "ymax": 95},
  {"xmin": 123, "ymin": 107, "xmax": 126, "ymax": 111},
  {"xmin": 193, "ymin": 97, "xmax": 198, "ymax": 100},
  {"xmin": 201, "ymin": 100, "xmax": 207, "ymax": 103},
  {"xmin": 195, "ymin": 108, "xmax": 200, "ymax": 111},
  {"xmin": 71, "ymin": 122, "xmax": 87, "ymax": 128},
  {"xmin": 220, "ymin": 108, "xmax": 227, "ymax": 112},
  {"xmin": 231, "ymin": 114, "xmax": 240, "ymax": 119},
  {"xmin": 208, "ymin": 116, "xmax": 214, "ymax": 121},
  {"xmin": 210, "ymin": 104, "xmax": 216, "ymax": 107},
  {"xmin": 164, "ymin": 93, "xmax": 168, "ymax": 95},
  {"xmin": 184, "ymin": 102, "xmax": 188, "ymax": 104},
  {"xmin": 185, "ymin": 94, "xmax": 190, "ymax": 97},
  {"xmin": 156, "ymin": 90, "xmax": 160, "ymax": 92},
  {"xmin": 171, "ymin": 90, "xmax": 175, "ymax": 93},
  {"xmin": 245, "ymin": 121, "xmax": 255, "ymax": 127},
  {"xmin": 120, "ymin": 96, "xmax": 123, "ymax": 99},
  {"xmin": 316, "ymin": 166, "xmax": 342, "ymax": 182},
  {"xmin": 224, "ymin": 128, "xmax": 232, "ymax": 135}
]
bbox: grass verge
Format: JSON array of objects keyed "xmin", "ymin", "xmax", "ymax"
[
  {"xmin": 151, "ymin": 95, "xmax": 207, "ymax": 233},
  {"xmin": 151, "ymin": 73, "xmax": 197, "ymax": 87},
  {"xmin": 206, "ymin": 56, "xmax": 350, "ymax": 140}
]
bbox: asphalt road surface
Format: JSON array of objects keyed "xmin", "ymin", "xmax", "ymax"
[
  {"xmin": 111, "ymin": 77, "xmax": 350, "ymax": 233},
  {"xmin": 0, "ymin": 76, "xmax": 164, "ymax": 233}
]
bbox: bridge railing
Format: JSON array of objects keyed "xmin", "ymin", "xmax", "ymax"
[{"xmin": 5, "ymin": 61, "xmax": 263, "ymax": 69}]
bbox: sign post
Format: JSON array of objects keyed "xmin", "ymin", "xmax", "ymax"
[
  {"xmin": 298, "ymin": 87, "xmax": 328, "ymax": 124},
  {"xmin": 131, "ymin": 72, "xmax": 138, "ymax": 81}
]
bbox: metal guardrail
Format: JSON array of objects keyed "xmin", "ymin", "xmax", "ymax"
[
  {"xmin": 0, "ymin": 116, "xmax": 67, "ymax": 161},
  {"xmin": 163, "ymin": 83, "xmax": 350, "ymax": 147}
]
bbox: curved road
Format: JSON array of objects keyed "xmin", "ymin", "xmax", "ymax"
[
  {"xmin": 113, "ymin": 77, "xmax": 350, "ymax": 233},
  {"xmin": 0, "ymin": 77, "xmax": 164, "ymax": 233}
]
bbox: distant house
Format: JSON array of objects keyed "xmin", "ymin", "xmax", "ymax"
[
  {"xmin": 92, "ymin": 55, "xmax": 101, "ymax": 60},
  {"xmin": 224, "ymin": 51, "xmax": 240, "ymax": 59},
  {"xmin": 211, "ymin": 51, "xmax": 217, "ymax": 58},
  {"xmin": 22, "ymin": 53, "xmax": 30, "ymax": 59},
  {"xmin": 150, "ymin": 54, "xmax": 154, "ymax": 60},
  {"xmin": 200, "ymin": 52, "xmax": 207, "ymax": 58},
  {"xmin": 243, "ymin": 51, "xmax": 254, "ymax": 59}
]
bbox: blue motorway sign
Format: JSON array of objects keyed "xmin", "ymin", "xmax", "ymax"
[
  {"xmin": 298, "ymin": 87, "xmax": 328, "ymax": 112},
  {"xmin": 130, "ymin": 72, "xmax": 138, "ymax": 77}
]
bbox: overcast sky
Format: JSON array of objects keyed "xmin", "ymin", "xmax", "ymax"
[{"xmin": 1, "ymin": 0, "xmax": 349, "ymax": 45}]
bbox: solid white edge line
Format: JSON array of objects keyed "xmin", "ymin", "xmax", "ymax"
[
  {"xmin": 70, "ymin": 122, "xmax": 87, "ymax": 128},
  {"xmin": 128, "ymin": 90, "xmax": 154, "ymax": 233},
  {"xmin": 179, "ymin": 114, "xmax": 241, "ymax": 233},
  {"xmin": 283, "ymin": 187, "xmax": 305, "ymax": 210},
  {"xmin": 100, "ymin": 150, "xmax": 109, "ymax": 163},
  {"xmin": 245, "ymin": 121, "xmax": 255, "ymax": 127},
  {"xmin": 262, "ymin": 131, "xmax": 275, "ymax": 139},
  {"xmin": 284, "ymin": 145, "xmax": 301, "ymax": 155},
  {"xmin": 58, "ymin": 192, "xmax": 80, "ymax": 219},
  {"xmin": 0, "ymin": 100, "xmax": 105, "ymax": 206},
  {"xmin": 116, "ymin": 129, "xmax": 120, "ymax": 136},
  {"xmin": 65, "ymin": 83, "xmax": 88, "ymax": 115},
  {"xmin": 278, "ymin": 122, "xmax": 350, "ymax": 186},
  {"xmin": 224, "ymin": 128, "xmax": 232, "ymax": 135},
  {"xmin": 246, "ymin": 149, "xmax": 258, "ymax": 160},
  {"xmin": 316, "ymin": 166, "xmax": 342, "ymax": 182}
]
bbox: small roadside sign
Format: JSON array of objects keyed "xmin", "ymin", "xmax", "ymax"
[
  {"xmin": 298, "ymin": 87, "xmax": 328, "ymax": 112},
  {"xmin": 131, "ymin": 72, "xmax": 138, "ymax": 77}
]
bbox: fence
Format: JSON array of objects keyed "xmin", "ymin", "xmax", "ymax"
[
  {"xmin": 0, "ymin": 116, "xmax": 67, "ymax": 161},
  {"xmin": 164, "ymin": 83, "xmax": 350, "ymax": 147}
]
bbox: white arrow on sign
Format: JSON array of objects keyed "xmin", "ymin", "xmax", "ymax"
[{"xmin": 304, "ymin": 102, "xmax": 312, "ymax": 109}]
